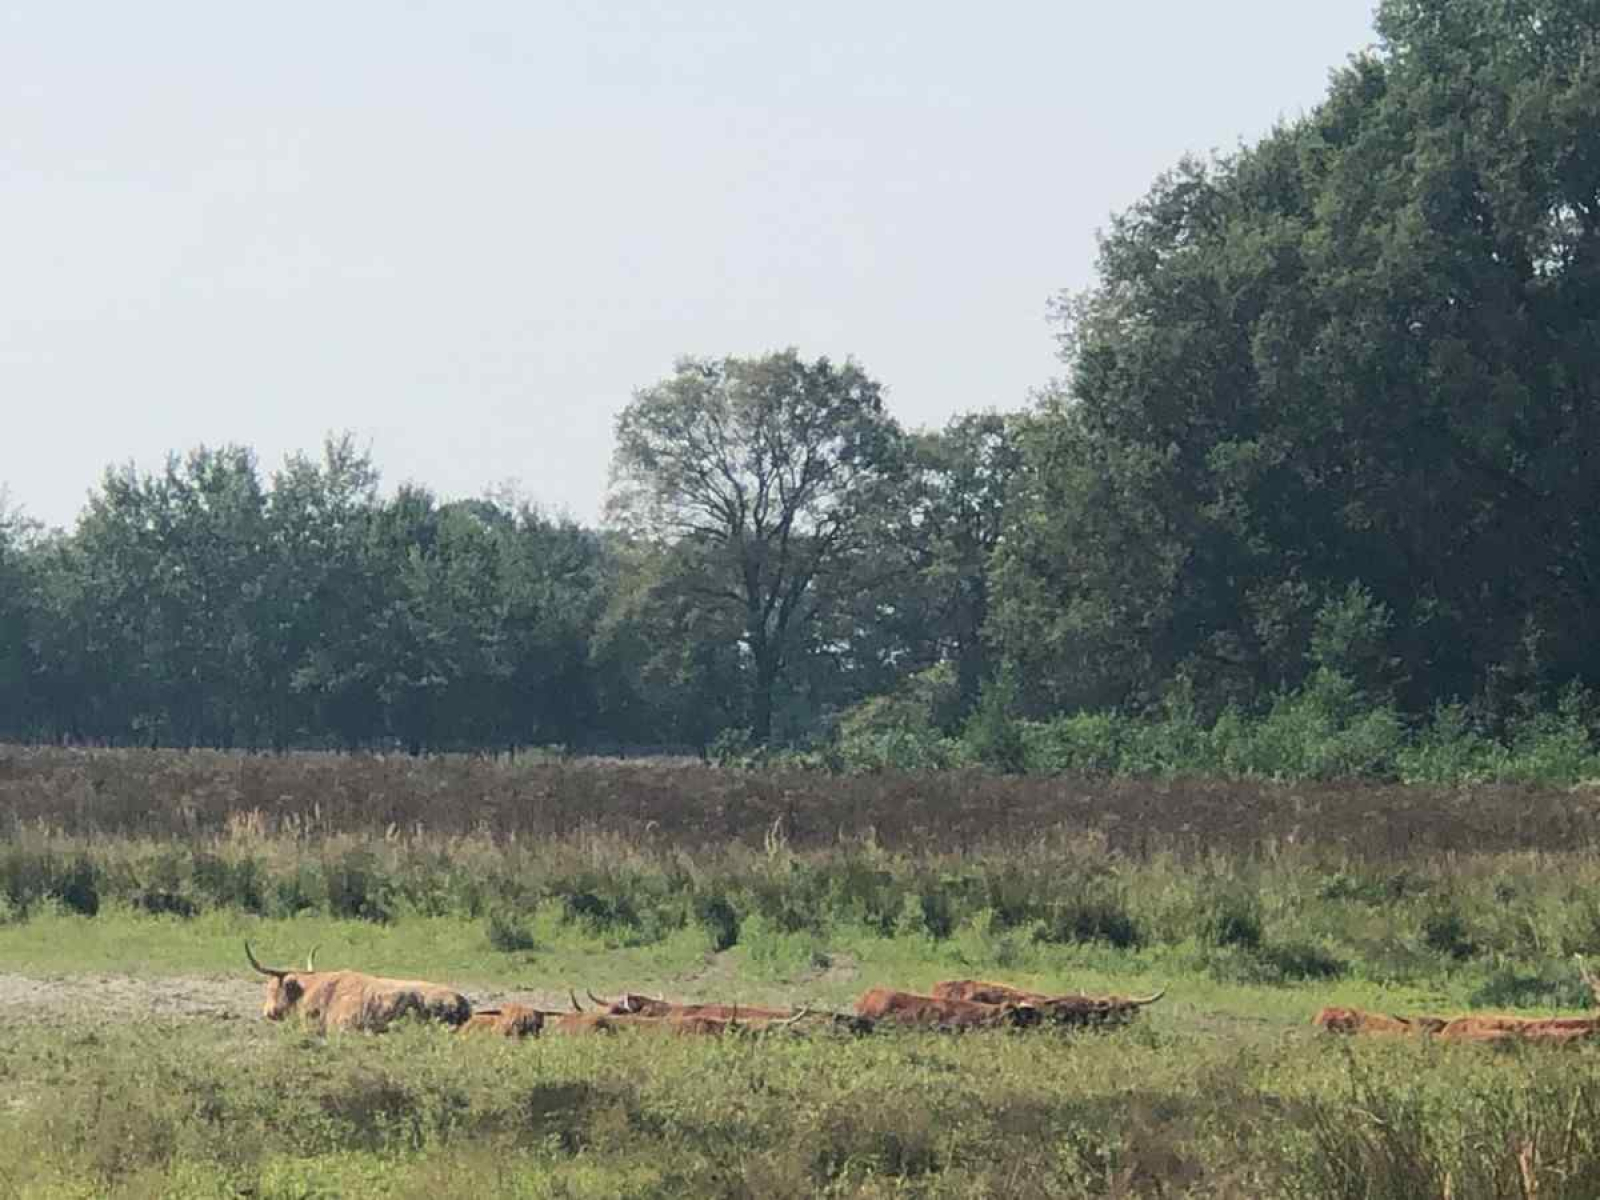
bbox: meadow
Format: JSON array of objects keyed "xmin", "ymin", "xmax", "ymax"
[{"xmin": 4, "ymin": 747, "xmax": 1600, "ymax": 1196}]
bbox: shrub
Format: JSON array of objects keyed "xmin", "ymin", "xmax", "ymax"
[
  {"xmin": 323, "ymin": 848, "xmax": 392, "ymax": 923},
  {"xmin": 961, "ymin": 670, "xmax": 1027, "ymax": 774},
  {"xmin": 1258, "ymin": 939, "xmax": 1346, "ymax": 981},
  {"xmin": 1038, "ymin": 892, "xmax": 1143, "ymax": 950},
  {"xmin": 485, "ymin": 908, "xmax": 536, "ymax": 953},
  {"xmin": 1396, "ymin": 703, "xmax": 1502, "ymax": 784},
  {"xmin": 1420, "ymin": 903, "xmax": 1477, "ymax": 961},
  {"xmin": 1203, "ymin": 891, "xmax": 1263, "ymax": 951},
  {"xmin": 1019, "ymin": 712, "xmax": 1126, "ymax": 775},
  {"xmin": 1469, "ymin": 959, "xmax": 1593, "ymax": 1010},
  {"xmin": 693, "ymin": 893, "xmax": 740, "ymax": 951}
]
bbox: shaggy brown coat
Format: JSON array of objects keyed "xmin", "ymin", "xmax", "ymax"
[
  {"xmin": 931, "ymin": 980, "xmax": 1165, "ymax": 1026},
  {"xmin": 853, "ymin": 987, "xmax": 1040, "ymax": 1030},
  {"xmin": 246, "ymin": 944, "xmax": 471, "ymax": 1033},
  {"xmin": 458, "ymin": 1005, "xmax": 547, "ymax": 1038}
]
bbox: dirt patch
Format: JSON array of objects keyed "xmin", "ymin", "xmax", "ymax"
[
  {"xmin": 0, "ymin": 972, "xmax": 257, "ymax": 1027},
  {"xmin": 0, "ymin": 972, "xmax": 590, "ymax": 1029}
]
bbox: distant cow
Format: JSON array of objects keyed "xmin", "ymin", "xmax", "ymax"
[
  {"xmin": 1437, "ymin": 1015, "xmax": 1600, "ymax": 1044},
  {"xmin": 459, "ymin": 1004, "xmax": 547, "ymax": 1038},
  {"xmin": 932, "ymin": 980, "xmax": 1165, "ymax": 1027},
  {"xmin": 1311, "ymin": 1006, "xmax": 1447, "ymax": 1036},
  {"xmin": 244, "ymin": 943, "xmax": 472, "ymax": 1033},
  {"xmin": 584, "ymin": 990, "xmax": 794, "ymax": 1021},
  {"xmin": 854, "ymin": 987, "xmax": 1041, "ymax": 1030}
]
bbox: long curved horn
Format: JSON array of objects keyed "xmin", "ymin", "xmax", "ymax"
[
  {"xmin": 305, "ymin": 946, "xmax": 319, "ymax": 973},
  {"xmin": 587, "ymin": 989, "xmax": 614, "ymax": 1011},
  {"xmin": 244, "ymin": 941, "xmax": 286, "ymax": 978},
  {"xmin": 1131, "ymin": 988, "xmax": 1166, "ymax": 1006},
  {"xmin": 779, "ymin": 1005, "xmax": 811, "ymax": 1030},
  {"xmin": 569, "ymin": 989, "xmax": 584, "ymax": 1013}
]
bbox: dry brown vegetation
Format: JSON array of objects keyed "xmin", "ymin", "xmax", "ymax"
[{"xmin": 4, "ymin": 744, "xmax": 1598, "ymax": 858}]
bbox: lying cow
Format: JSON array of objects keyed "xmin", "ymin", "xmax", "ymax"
[
  {"xmin": 581, "ymin": 990, "xmax": 869, "ymax": 1034},
  {"xmin": 583, "ymin": 990, "xmax": 794, "ymax": 1021},
  {"xmin": 578, "ymin": 991, "xmax": 828, "ymax": 1036},
  {"xmin": 854, "ymin": 987, "xmax": 1041, "ymax": 1030},
  {"xmin": 1311, "ymin": 1006, "xmax": 1448, "ymax": 1036},
  {"xmin": 931, "ymin": 980, "xmax": 1166, "ymax": 1027},
  {"xmin": 1436, "ymin": 1015, "xmax": 1600, "ymax": 1044},
  {"xmin": 459, "ymin": 1004, "xmax": 548, "ymax": 1038},
  {"xmin": 245, "ymin": 943, "xmax": 471, "ymax": 1033}
]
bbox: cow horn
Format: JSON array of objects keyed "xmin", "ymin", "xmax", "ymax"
[
  {"xmin": 569, "ymin": 989, "xmax": 584, "ymax": 1013},
  {"xmin": 1130, "ymin": 988, "xmax": 1166, "ymax": 1006},
  {"xmin": 244, "ymin": 941, "xmax": 286, "ymax": 978},
  {"xmin": 779, "ymin": 1006, "xmax": 811, "ymax": 1030},
  {"xmin": 305, "ymin": 946, "xmax": 319, "ymax": 973}
]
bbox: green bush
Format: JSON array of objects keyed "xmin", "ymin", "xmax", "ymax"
[
  {"xmin": 485, "ymin": 908, "xmax": 536, "ymax": 953},
  {"xmin": 692, "ymin": 893, "xmax": 741, "ymax": 951},
  {"xmin": 1019, "ymin": 711, "xmax": 1127, "ymax": 774},
  {"xmin": 1257, "ymin": 939, "xmax": 1346, "ymax": 981},
  {"xmin": 1396, "ymin": 703, "xmax": 1503, "ymax": 784},
  {"xmin": 1420, "ymin": 903, "xmax": 1477, "ymax": 962}
]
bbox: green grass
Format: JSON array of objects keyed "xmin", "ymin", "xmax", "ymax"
[
  {"xmin": 5, "ymin": 987, "xmax": 1600, "ymax": 1198},
  {"xmin": 8, "ymin": 748, "xmax": 1600, "ymax": 1193}
]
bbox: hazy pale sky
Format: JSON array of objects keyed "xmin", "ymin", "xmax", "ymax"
[{"xmin": 3, "ymin": 1, "xmax": 1379, "ymax": 530}]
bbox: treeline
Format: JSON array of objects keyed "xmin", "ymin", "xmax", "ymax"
[
  {"xmin": 4, "ymin": 0, "xmax": 1600, "ymax": 764},
  {"xmin": 0, "ymin": 410, "xmax": 1013, "ymax": 752}
]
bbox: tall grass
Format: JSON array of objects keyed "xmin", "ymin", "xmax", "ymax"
[
  {"xmin": 6, "ymin": 824, "xmax": 1600, "ymax": 1003},
  {"xmin": 6, "ymin": 1013, "xmax": 1600, "ymax": 1197},
  {"xmin": 6, "ymin": 744, "xmax": 1600, "ymax": 857}
]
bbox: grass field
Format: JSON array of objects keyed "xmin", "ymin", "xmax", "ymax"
[{"xmin": 5, "ymin": 748, "xmax": 1600, "ymax": 1196}]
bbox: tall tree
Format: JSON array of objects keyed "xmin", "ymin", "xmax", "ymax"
[
  {"xmin": 994, "ymin": 0, "xmax": 1600, "ymax": 718},
  {"xmin": 892, "ymin": 412, "xmax": 1024, "ymax": 716},
  {"xmin": 0, "ymin": 500, "xmax": 38, "ymax": 735},
  {"xmin": 609, "ymin": 351, "xmax": 903, "ymax": 742}
]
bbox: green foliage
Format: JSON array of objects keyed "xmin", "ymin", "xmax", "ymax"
[
  {"xmin": 959, "ymin": 668, "xmax": 1027, "ymax": 774},
  {"xmin": 484, "ymin": 908, "xmax": 536, "ymax": 954},
  {"xmin": 993, "ymin": 0, "xmax": 1600, "ymax": 727},
  {"xmin": 609, "ymin": 350, "xmax": 904, "ymax": 744}
]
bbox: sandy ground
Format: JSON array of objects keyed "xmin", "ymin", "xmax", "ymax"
[{"xmin": 0, "ymin": 971, "xmax": 588, "ymax": 1029}]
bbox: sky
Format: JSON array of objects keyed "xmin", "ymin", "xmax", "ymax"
[{"xmin": 2, "ymin": 1, "xmax": 1381, "ymax": 531}]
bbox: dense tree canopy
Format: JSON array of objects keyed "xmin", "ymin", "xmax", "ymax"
[
  {"xmin": 992, "ymin": 0, "xmax": 1600, "ymax": 720},
  {"xmin": 609, "ymin": 351, "xmax": 903, "ymax": 742},
  {"xmin": 4, "ymin": 0, "xmax": 1599, "ymax": 756}
]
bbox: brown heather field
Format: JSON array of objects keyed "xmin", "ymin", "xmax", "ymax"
[{"xmin": 3, "ymin": 743, "xmax": 1598, "ymax": 857}]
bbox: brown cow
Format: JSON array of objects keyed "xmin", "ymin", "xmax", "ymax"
[
  {"xmin": 578, "ymin": 992, "xmax": 831, "ymax": 1036},
  {"xmin": 932, "ymin": 980, "xmax": 1166, "ymax": 1027},
  {"xmin": 584, "ymin": 990, "xmax": 794, "ymax": 1021},
  {"xmin": 854, "ymin": 987, "xmax": 1041, "ymax": 1030},
  {"xmin": 458, "ymin": 1004, "xmax": 547, "ymax": 1038},
  {"xmin": 545, "ymin": 1012, "xmax": 624, "ymax": 1036},
  {"xmin": 1311, "ymin": 1006, "xmax": 1444, "ymax": 1036},
  {"xmin": 244, "ymin": 943, "xmax": 472, "ymax": 1033},
  {"xmin": 1437, "ymin": 1015, "xmax": 1600, "ymax": 1044}
]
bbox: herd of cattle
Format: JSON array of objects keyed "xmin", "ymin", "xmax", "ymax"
[
  {"xmin": 243, "ymin": 943, "xmax": 1165, "ymax": 1037},
  {"xmin": 245, "ymin": 943, "xmax": 1600, "ymax": 1046}
]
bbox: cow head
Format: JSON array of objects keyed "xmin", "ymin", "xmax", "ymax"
[
  {"xmin": 1037, "ymin": 987, "xmax": 1166, "ymax": 1025},
  {"xmin": 999, "ymin": 1001, "xmax": 1042, "ymax": 1029},
  {"xmin": 587, "ymin": 989, "xmax": 670, "ymax": 1016},
  {"xmin": 245, "ymin": 942, "xmax": 317, "ymax": 1020}
]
